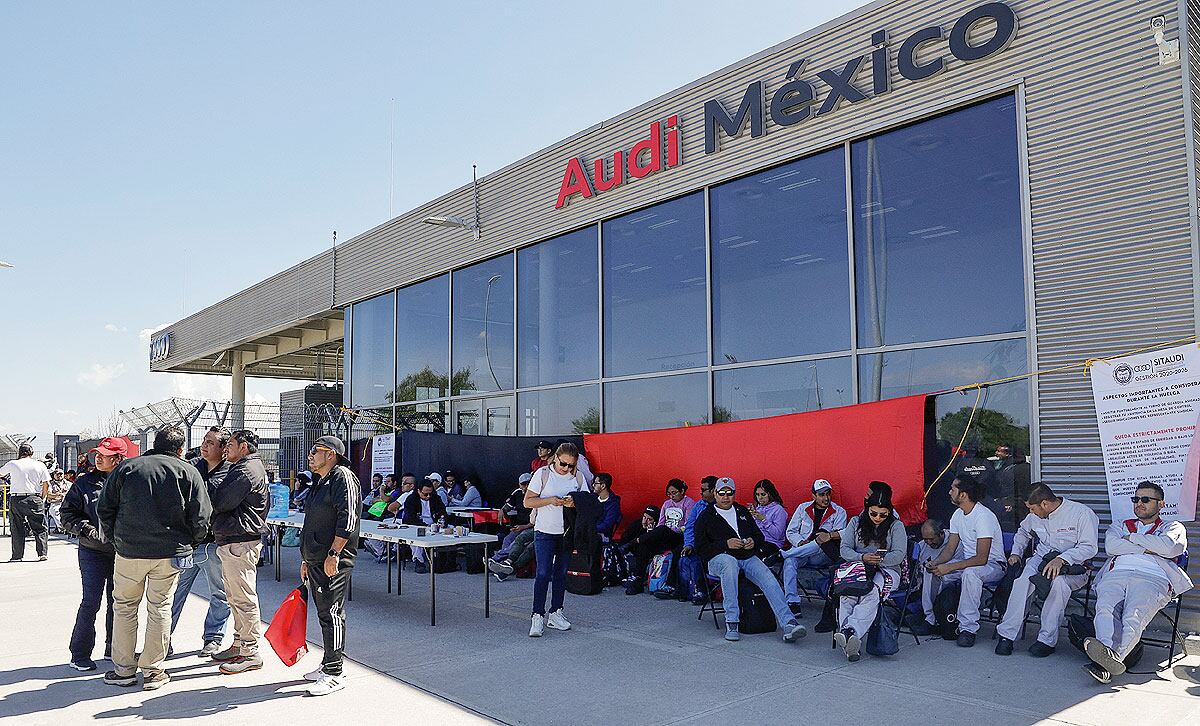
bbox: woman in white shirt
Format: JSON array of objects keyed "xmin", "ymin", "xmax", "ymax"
[{"xmin": 524, "ymin": 442, "xmax": 585, "ymax": 637}]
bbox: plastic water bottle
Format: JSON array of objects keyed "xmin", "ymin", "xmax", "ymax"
[{"xmin": 268, "ymin": 481, "xmax": 291, "ymax": 518}]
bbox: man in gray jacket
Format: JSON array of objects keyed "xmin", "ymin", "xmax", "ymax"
[
  {"xmin": 97, "ymin": 426, "xmax": 211, "ymax": 691},
  {"xmin": 209, "ymin": 428, "xmax": 269, "ymax": 674}
]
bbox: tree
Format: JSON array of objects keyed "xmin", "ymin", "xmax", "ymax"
[
  {"xmin": 571, "ymin": 407, "xmax": 600, "ymax": 435},
  {"xmin": 937, "ymin": 406, "xmax": 1029, "ymax": 455},
  {"xmin": 80, "ymin": 408, "xmax": 133, "ymax": 439}
]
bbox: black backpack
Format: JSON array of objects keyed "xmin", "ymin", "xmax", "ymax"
[
  {"xmin": 566, "ymin": 546, "xmax": 604, "ymax": 595},
  {"xmin": 602, "ymin": 542, "xmax": 630, "ymax": 586},
  {"xmin": 932, "ymin": 580, "xmax": 963, "ymax": 640},
  {"xmin": 737, "ymin": 577, "xmax": 778, "ymax": 634}
]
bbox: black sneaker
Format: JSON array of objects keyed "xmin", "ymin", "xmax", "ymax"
[
  {"xmin": 956, "ymin": 631, "xmax": 976, "ymax": 648},
  {"xmin": 487, "ymin": 559, "xmax": 514, "ymax": 576},
  {"xmin": 1028, "ymin": 641, "xmax": 1056, "ymax": 658},
  {"xmin": 492, "ymin": 571, "xmax": 510, "ymax": 583},
  {"xmin": 994, "ymin": 636, "xmax": 1014, "ymax": 656},
  {"xmin": 1083, "ymin": 662, "xmax": 1111, "ymax": 684},
  {"xmin": 1083, "ymin": 637, "xmax": 1126, "ymax": 675},
  {"xmin": 653, "ymin": 586, "xmax": 676, "ymax": 600},
  {"xmin": 103, "ymin": 670, "xmax": 137, "ymax": 687},
  {"xmin": 69, "ymin": 659, "xmax": 97, "ymax": 672},
  {"xmin": 625, "ymin": 581, "xmax": 644, "ymax": 596}
]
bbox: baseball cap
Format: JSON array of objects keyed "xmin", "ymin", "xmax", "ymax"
[
  {"xmin": 313, "ymin": 435, "xmax": 351, "ymax": 466},
  {"xmin": 91, "ymin": 437, "xmax": 129, "ymax": 457},
  {"xmin": 518, "ymin": 472, "xmax": 533, "ymax": 484},
  {"xmin": 426, "ymin": 472, "xmax": 443, "ymax": 483},
  {"xmin": 714, "ymin": 476, "xmax": 736, "ymax": 493},
  {"xmin": 642, "ymin": 504, "xmax": 661, "ymax": 520},
  {"xmin": 812, "ymin": 479, "xmax": 832, "ymax": 493},
  {"xmin": 537, "ymin": 440, "xmax": 553, "ymax": 450}
]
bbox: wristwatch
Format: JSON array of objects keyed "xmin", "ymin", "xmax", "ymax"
[{"xmin": 327, "ymin": 548, "xmax": 339, "ymax": 558}]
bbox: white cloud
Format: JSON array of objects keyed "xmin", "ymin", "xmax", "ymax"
[
  {"xmin": 139, "ymin": 323, "xmax": 171, "ymax": 343},
  {"xmin": 77, "ymin": 363, "xmax": 126, "ymax": 388},
  {"xmin": 169, "ymin": 373, "xmax": 230, "ymax": 401},
  {"xmin": 55, "ymin": 409, "xmax": 80, "ymax": 417},
  {"xmin": 104, "ymin": 323, "xmax": 128, "ymax": 333}
]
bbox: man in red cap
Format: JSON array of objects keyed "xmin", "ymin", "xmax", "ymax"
[{"xmin": 60, "ymin": 437, "xmax": 127, "ymax": 670}]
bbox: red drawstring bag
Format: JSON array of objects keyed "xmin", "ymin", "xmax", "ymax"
[{"xmin": 264, "ymin": 583, "xmax": 308, "ymax": 666}]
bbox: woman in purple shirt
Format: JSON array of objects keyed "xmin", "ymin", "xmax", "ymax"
[{"xmin": 749, "ymin": 479, "xmax": 789, "ymax": 554}]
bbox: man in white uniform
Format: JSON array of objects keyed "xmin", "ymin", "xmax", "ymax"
[
  {"xmin": 1, "ymin": 443, "xmax": 51, "ymax": 561},
  {"xmin": 927, "ymin": 474, "xmax": 1006, "ymax": 647},
  {"xmin": 995, "ymin": 483, "xmax": 1098, "ymax": 657},
  {"xmin": 1083, "ymin": 481, "xmax": 1192, "ymax": 683},
  {"xmin": 912, "ymin": 518, "xmax": 959, "ymax": 636}
]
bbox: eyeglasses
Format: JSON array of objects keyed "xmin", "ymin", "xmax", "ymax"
[
  {"xmin": 715, "ymin": 489, "xmax": 735, "ymax": 496},
  {"xmin": 1130, "ymin": 496, "xmax": 1163, "ymax": 504}
]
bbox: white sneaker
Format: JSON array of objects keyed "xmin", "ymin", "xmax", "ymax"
[
  {"xmin": 303, "ymin": 667, "xmax": 324, "ymax": 682},
  {"xmin": 307, "ymin": 672, "xmax": 345, "ymax": 696},
  {"xmin": 546, "ymin": 609, "xmax": 571, "ymax": 631},
  {"xmin": 529, "ymin": 613, "xmax": 545, "ymax": 637}
]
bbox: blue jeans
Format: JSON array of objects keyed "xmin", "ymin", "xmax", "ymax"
[
  {"xmin": 69, "ymin": 546, "xmax": 115, "ymax": 660},
  {"xmin": 532, "ymin": 532, "xmax": 568, "ymax": 616},
  {"xmin": 707, "ymin": 553, "xmax": 797, "ymax": 629},
  {"xmin": 169, "ymin": 542, "xmax": 230, "ymax": 642},
  {"xmin": 783, "ymin": 542, "xmax": 832, "ymax": 604}
]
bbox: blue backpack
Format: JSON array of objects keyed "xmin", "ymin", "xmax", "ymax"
[{"xmin": 647, "ymin": 552, "xmax": 673, "ymax": 593}]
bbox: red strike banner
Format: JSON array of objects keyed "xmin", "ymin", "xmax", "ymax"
[{"xmin": 583, "ymin": 395, "xmax": 930, "ymax": 533}]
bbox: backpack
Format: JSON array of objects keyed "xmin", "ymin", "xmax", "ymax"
[
  {"xmin": 432, "ymin": 548, "xmax": 459, "ymax": 573},
  {"xmin": 461, "ymin": 543, "xmax": 486, "ymax": 575},
  {"xmin": 602, "ymin": 541, "xmax": 630, "ymax": 586},
  {"xmin": 281, "ymin": 528, "xmax": 301, "ymax": 547},
  {"xmin": 737, "ymin": 577, "xmax": 778, "ymax": 634},
  {"xmin": 566, "ymin": 546, "xmax": 604, "ymax": 595},
  {"xmin": 932, "ymin": 580, "xmax": 963, "ymax": 640},
  {"xmin": 647, "ymin": 552, "xmax": 673, "ymax": 594}
]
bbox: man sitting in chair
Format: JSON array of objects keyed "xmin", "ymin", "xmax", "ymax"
[
  {"xmin": 925, "ymin": 473, "xmax": 1007, "ymax": 648},
  {"xmin": 912, "ymin": 518, "xmax": 958, "ymax": 636},
  {"xmin": 779, "ymin": 478, "xmax": 846, "ymax": 616},
  {"xmin": 1083, "ymin": 481, "xmax": 1192, "ymax": 683},
  {"xmin": 995, "ymin": 483, "xmax": 1098, "ymax": 657},
  {"xmin": 695, "ymin": 477, "xmax": 806, "ymax": 644}
]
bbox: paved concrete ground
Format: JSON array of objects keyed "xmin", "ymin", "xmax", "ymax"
[{"xmin": 4, "ymin": 535, "xmax": 1200, "ymax": 725}]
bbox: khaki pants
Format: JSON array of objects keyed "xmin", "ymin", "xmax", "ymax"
[
  {"xmin": 217, "ymin": 541, "xmax": 263, "ymax": 655},
  {"xmin": 112, "ymin": 555, "xmax": 181, "ymax": 677}
]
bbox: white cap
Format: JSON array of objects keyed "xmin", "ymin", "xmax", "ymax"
[
  {"xmin": 518, "ymin": 472, "xmax": 533, "ymax": 484},
  {"xmin": 714, "ymin": 476, "xmax": 736, "ymax": 493},
  {"xmin": 812, "ymin": 479, "xmax": 832, "ymax": 493},
  {"xmin": 427, "ymin": 472, "xmax": 443, "ymax": 482}
]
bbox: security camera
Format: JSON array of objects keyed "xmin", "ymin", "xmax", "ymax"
[{"xmin": 1151, "ymin": 15, "xmax": 1166, "ymax": 30}]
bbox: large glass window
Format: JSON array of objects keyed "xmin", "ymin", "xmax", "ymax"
[
  {"xmin": 398, "ymin": 401, "xmax": 447, "ymax": 433},
  {"xmin": 711, "ymin": 148, "xmax": 850, "ymax": 364},
  {"xmin": 603, "ymin": 193, "xmax": 707, "ymax": 377},
  {"xmin": 350, "ymin": 292, "xmax": 395, "ymax": 407},
  {"xmin": 858, "ymin": 338, "xmax": 1030, "ymax": 455},
  {"xmin": 518, "ymin": 227, "xmax": 599, "ymax": 387},
  {"xmin": 604, "ymin": 373, "xmax": 708, "ymax": 432},
  {"xmin": 714, "ymin": 357, "xmax": 852, "ymax": 422},
  {"xmin": 395, "ymin": 274, "xmax": 449, "ymax": 402},
  {"xmin": 452, "ymin": 254, "xmax": 514, "ymax": 395},
  {"xmin": 853, "ymin": 95, "xmax": 1025, "ymax": 347},
  {"xmin": 518, "ymin": 385, "xmax": 600, "ymax": 436}
]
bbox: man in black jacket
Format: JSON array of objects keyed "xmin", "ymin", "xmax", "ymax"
[
  {"xmin": 169, "ymin": 426, "xmax": 232, "ymax": 658},
  {"xmin": 300, "ymin": 435, "xmax": 361, "ymax": 696},
  {"xmin": 209, "ymin": 428, "xmax": 269, "ymax": 674},
  {"xmin": 695, "ymin": 477, "xmax": 805, "ymax": 644},
  {"xmin": 402, "ymin": 479, "xmax": 448, "ymax": 574},
  {"xmin": 97, "ymin": 426, "xmax": 211, "ymax": 691},
  {"xmin": 61, "ymin": 437, "xmax": 126, "ymax": 671}
]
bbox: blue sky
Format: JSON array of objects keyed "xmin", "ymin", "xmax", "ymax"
[{"xmin": 1, "ymin": 0, "xmax": 863, "ymax": 452}]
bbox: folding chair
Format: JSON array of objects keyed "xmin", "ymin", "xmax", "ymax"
[
  {"xmin": 882, "ymin": 537, "xmax": 923, "ymax": 646},
  {"xmin": 697, "ymin": 574, "xmax": 725, "ymax": 628}
]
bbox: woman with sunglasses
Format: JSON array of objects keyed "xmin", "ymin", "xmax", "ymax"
[
  {"xmin": 524, "ymin": 442, "xmax": 587, "ymax": 637},
  {"xmin": 748, "ymin": 479, "xmax": 788, "ymax": 554},
  {"xmin": 834, "ymin": 490, "xmax": 907, "ymax": 662}
]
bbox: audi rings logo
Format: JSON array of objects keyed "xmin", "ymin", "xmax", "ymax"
[
  {"xmin": 149, "ymin": 333, "xmax": 172, "ymax": 363},
  {"xmin": 1113, "ymin": 363, "xmax": 1134, "ymax": 386}
]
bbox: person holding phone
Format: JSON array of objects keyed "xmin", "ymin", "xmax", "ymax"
[
  {"xmin": 834, "ymin": 490, "xmax": 907, "ymax": 662},
  {"xmin": 524, "ymin": 442, "xmax": 586, "ymax": 637}
]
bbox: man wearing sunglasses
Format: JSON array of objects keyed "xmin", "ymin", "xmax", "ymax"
[
  {"xmin": 694, "ymin": 477, "xmax": 806, "ymax": 643},
  {"xmin": 1083, "ymin": 481, "xmax": 1191, "ymax": 683},
  {"xmin": 995, "ymin": 483, "xmax": 1098, "ymax": 658},
  {"xmin": 299, "ymin": 435, "xmax": 362, "ymax": 696}
]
